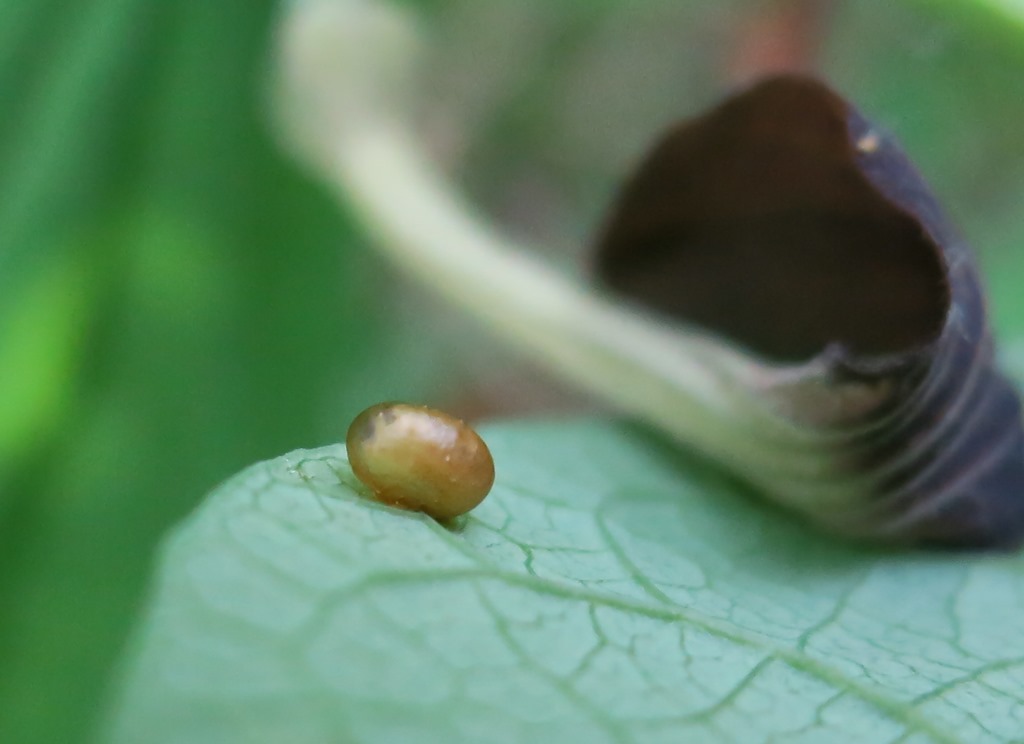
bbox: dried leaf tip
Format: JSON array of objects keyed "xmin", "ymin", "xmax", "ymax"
[{"xmin": 594, "ymin": 75, "xmax": 1024, "ymax": 548}]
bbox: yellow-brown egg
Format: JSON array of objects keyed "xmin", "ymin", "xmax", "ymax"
[{"xmin": 345, "ymin": 402, "xmax": 495, "ymax": 519}]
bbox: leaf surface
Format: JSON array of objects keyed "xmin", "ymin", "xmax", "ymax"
[{"xmin": 107, "ymin": 421, "xmax": 1024, "ymax": 744}]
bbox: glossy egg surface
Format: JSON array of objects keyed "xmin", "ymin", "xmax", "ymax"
[{"xmin": 345, "ymin": 402, "xmax": 495, "ymax": 519}]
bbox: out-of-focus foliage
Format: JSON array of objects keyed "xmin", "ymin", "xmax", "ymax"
[
  {"xmin": 106, "ymin": 423, "xmax": 1024, "ymax": 744},
  {"xmin": 0, "ymin": 2, "xmax": 439, "ymax": 742},
  {"xmin": 0, "ymin": 1, "xmax": 1022, "ymax": 743}
]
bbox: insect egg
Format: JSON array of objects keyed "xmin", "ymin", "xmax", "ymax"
[{"xmin": 345, "ymin": 402, "xmax": 495, "ymax": 519}]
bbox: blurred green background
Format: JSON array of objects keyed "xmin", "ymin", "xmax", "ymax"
[{"xmin": 0, "ymin": 1, "xmax": 1022, "ymax": 742}]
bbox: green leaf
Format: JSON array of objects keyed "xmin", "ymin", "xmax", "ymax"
[{"xmin": 105, "ymin": 421, "xmax": 1024, "ymax": 744}]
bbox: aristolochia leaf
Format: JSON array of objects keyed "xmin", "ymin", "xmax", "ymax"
[{"xmin": 104, "ymin": 421, "xmax": 1024, "ymax": 743}]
